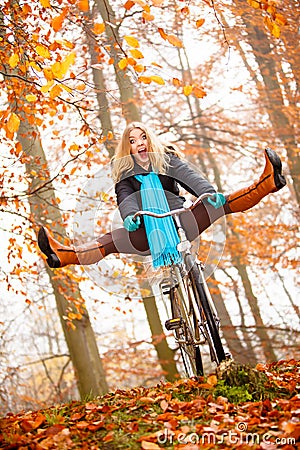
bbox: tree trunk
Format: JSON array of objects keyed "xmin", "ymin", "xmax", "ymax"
[
  {"xmin": 18, "ymin": 119, "xmax": 109, "ymax": 398},
  {"xmin": 232, "ymin": 252, "xmax": 277, "ymax": 361},
  {"xmin": 95, "ymin": 0, "xmax": 140, "ymax": 122},
  {"xmin": 235, "ymin": 0, "xmax": 300, "ymax": 204},
  {"xmin": 88, "ymin": 1, "xmax": 179, "ymax": 380},
  {"xmin": 0, "ymin": 4, "xmax": 109, "ymax": 399}
]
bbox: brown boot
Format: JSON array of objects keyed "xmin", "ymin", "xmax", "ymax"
[
  {"xmin": 38, "ymin": 227, "xmax": 104, "ymax": 268},
  {"xmin": 227, "ymin": 148, "xmax": 286, "ymax": 213}
]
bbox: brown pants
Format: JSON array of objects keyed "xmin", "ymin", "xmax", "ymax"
[{"xmin": 96, "ymin": 201, "xmax": 230, "ymax": 258}]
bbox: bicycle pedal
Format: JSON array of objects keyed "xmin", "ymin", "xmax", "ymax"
[{"xmin": 165, "ymin": 317, "xmax": 182, "ymax": 331}]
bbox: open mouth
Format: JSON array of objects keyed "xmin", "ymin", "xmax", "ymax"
[{"xmin": 138, "ymin": 147, "xmax": 147, "ymax": 154}]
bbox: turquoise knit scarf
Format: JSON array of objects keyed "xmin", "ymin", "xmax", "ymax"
[{"xmin": 135, "ymin": 172, "xmax": 183, "ymax": 268}]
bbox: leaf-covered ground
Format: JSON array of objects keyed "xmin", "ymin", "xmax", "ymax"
[{"xmin": 0, "ymin": 360, "xmax": 299, "ymax": 449}]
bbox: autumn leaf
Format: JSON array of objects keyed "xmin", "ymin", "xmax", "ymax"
[
  {"xmin": 51, "ymin": 8, "xmax": 68, "ymax": 32},
  {"xmin": 36, "ymin": 44, "xmax": 51, "ymax": 59},
  {"xmin": 166, "ymin": 34, "xmax": 183, "ymax": 48},
  {"xmin": 8, "ymin": 53, "xmax": 19, "ymax": 69},
  {"xmin": 157, "ymin": 28, "xmax": 183, "ymax": 48},
  {"xmin": 196, "ymin": 18, "xmax": 205, "ymax": 28},
  {"xmin": 142, "ymin": 11, "xmax": 155, "ymax": 21},
  {"xmin": 134, "ymin": 64, "xmax": 144, "ymax": 73},
  {"xmin": 49, "ymin": 84, "xmax": 63, "ymax": 99},
  {"xmin": 172, "ymin": 77, "xmax": 182, "ymax": 87},
  {"xmin": 78, "ymin": 0, "xmax": 89, "ymax": 12},
  {"xmin": 274, "ymin": 13, "xmax": 287, "ymax": 27},
  {"xmin": 26, "ymin": 94, "xmax": 37, "ymax": 102},
  {"xmin": 39, "ymin": 0, "xmax": 50, "ymax": 6},
  {"xmin": 264, "ymin": 16, "xmax": 281, "ymax": 38},
  {"xmin": 150, "ymin": 75, "xmax": 165, "ymax": 85},
  {"xmin": 192, "ymin": 85, "xmax": 206, "ymax": 98},
  {"xmin": 93, "ymin": 22, "xmax": 105, "ymax": 34},
  {"xmin": 129, "ymin": 48, "xmax": 144, "ymax": 59},
  {"xmin": 138, "ymin": 76, "xmax": 152, "ymax": 84},
  {"xmin": 124, "ymin": 35, "xmax": 140, "ymax": 48},
  {"xmin": 183, "ymin": 85, "xmax": 193, "ymax": 96},
  {"xmin": 7, "ymin": 113, "xmax": 20, "ymax": 133},
  {"xmin": 118, "ymin": 58, "xmax": 128, "ymax": 70},
  {"xmin": 124, "ymin": 0, "xmax": 134, "ymax": 10},
  {"xmin": 247, "ymin": 0, "xmax": 260, "ymax": 9}
]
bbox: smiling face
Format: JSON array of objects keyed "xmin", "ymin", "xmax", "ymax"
[{"xmin": 129, "ymin": 127, "xmax": 150, "ymax": 167}]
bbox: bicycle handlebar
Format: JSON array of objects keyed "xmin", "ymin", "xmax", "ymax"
[{"xmin": 132, "ymin": 192, "xmax": 215, "ymax": 221}]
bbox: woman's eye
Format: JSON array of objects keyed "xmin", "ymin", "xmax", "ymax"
[
  {"xmin": 129, "ymin": 139, "xmax": 135, "ymax": 144},
  {"xmin": 142, "ymin": 134, "xmax": 146, "ymax": 140}
]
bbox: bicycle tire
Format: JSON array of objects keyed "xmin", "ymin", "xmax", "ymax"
[
  {"xmin": 185, "ymin": 254, "xmax": 226, "ymax": 366},
  {"xmin": 169, "ymin": 281, "xmax": 204, "ymax": 377}
]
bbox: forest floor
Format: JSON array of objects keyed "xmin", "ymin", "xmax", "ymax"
[{"xmin": 0, "ymin": 359, "xmax": 299, "ymax": 449}]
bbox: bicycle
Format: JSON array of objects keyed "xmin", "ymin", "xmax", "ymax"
[{"xmin": 134, "ymin": 193, "xmax": 229, "ymax": 377}]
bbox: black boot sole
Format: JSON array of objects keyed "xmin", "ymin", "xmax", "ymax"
[
  {"xmin": 265, "ymin": 148, "xmax": 286, "ymax": 190},
  {"xmin": 38, "ymin": 227, "xmax": 61, "ymax": 268}
]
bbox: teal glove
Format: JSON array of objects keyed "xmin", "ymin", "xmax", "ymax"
[
  {"xmin": 123, "ymin": 215, "xmax": 141, "ymax": 232},
  {"xmin": 207, "ymin": 193, "xmax": 226, "ymax": 209}
]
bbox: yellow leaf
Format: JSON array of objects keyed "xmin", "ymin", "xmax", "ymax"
[
  {"xmin": 36, "ymin": 44, "xmax": 50, "ymax": 59},
  {"xmin": 100, "ymin": 191, "xmax": 110, "ymax": 202},
  {"xmin": 8, "ymin": 53, "xmax": 19, "ymax": 69},
  {"xmin": 39, "ymin": 0, "xmax": 50, "ymax": 6},
  {"xmin": 183, "ymin": 85, "xmax": 193, "ymax": 96},
  {"xmin": 61, "ymin": 83, "xmax": 72, "ymax": 93},
  {"xmin": 124, "ymin": 35, "xmax": 140, "ymax": 48},
  {"xmin": 26, "ymin": 94, "xmax": 37, "ymax": 102},
  {"xmin": 51, "ymin": 53, "xmax": 75, "ymax": 79},
  {"xmin": 7, "ymin": 113, "xmax": 20, "ymax": 133},
  {"xmin": 247, "ymin": 0, "xmax": 260, "ymax": 9},
  {"xmin": 60, "ymin": 52, "xmax": 76, "ymax": 76},
  {"xmin": 107, "ymin": 131, "xmax": 114, "ymax": 140},
  {"xmin": 150, "ymin": 75, "xmax": 165, "ymax": 85},
  {"xmin": 118, "ymin": 58, "xmax": 128, "ymax": 70},
  {"xmin": 29, "ymin": 61, "xmax": 42, "ymax": 72},
  {"xmin": 129, "ymin": 49, "xmax": 144, "ymax": 59},
  {"xmin": 271, "ymin": 22, "xmax": 281, "ymax": 38},
  {"xmin": 78, "ymin": 0, "xmax": 89, "ymax": 12},
  {"xmin": 196, "ymin": 18, "xmax": 205, "ymax": 28},
  {"xmin": 93, "ymin": 22, "xmax": 105, "ymax": 34}
]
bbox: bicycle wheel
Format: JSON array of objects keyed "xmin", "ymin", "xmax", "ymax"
[
  {"xmin": 168, "ymin": 280, "xmax": 204, "ymax": 377},
  {"xmin": 185, "ymin": 254, "xmax": 226, "ymax": 366}
]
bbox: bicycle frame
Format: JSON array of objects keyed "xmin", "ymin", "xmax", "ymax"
[{"xmin": 134, "ymin": 193, "xmax": 226, "ymax": 375}]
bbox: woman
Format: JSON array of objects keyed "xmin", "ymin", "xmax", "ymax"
[{"xmin": 38, "ymin": 122, "xmax": 286, "ymax": 268}]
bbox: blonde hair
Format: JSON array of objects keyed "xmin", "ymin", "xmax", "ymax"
[{"xmin": 111, "ymin": 122, "xmax": 182, "ymax": 182}]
